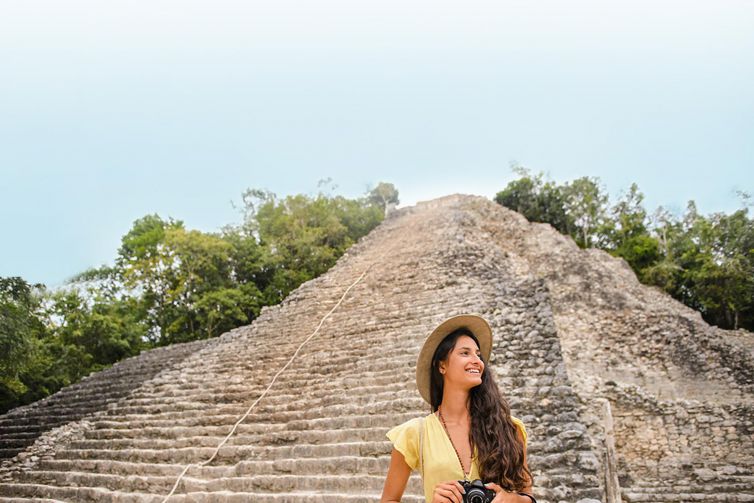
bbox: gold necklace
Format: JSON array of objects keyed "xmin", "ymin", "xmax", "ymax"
[{"xmin": 437, "ymin": 407, "xmax": 471, "ymax": 481}]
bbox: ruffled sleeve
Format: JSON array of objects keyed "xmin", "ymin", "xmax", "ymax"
[
  {"xmin": 386, "ymin": 417, "xmax": 421, "ymax": 471},
  {"xmin": 511, "ymin": 416, "xmax": 528, "ymax": 446}
]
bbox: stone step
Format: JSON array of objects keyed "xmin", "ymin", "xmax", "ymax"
[
  {"xmin": 0, "ymin": 482, "xmax": 424, "ymax": 502},
  {"xmin": 94, "ymin": 397, "xmax": 429, "ymax": 424},
  {"xmin": 0, "ymin": 424, "xmax": 45, "ymax": 435},
  {"xmin": 102, "ymin": 391, "xmax": 419, "ymax": 419},
  {"xmin": 1, "ymin": 398, "xmax": 126, "ymax": 421},
  {"xmin": 0, "ymin": 438, "xmax": 34, "ymax": 449},
  {"xmin": 627, "ymin": 479, "xmax": 754, "ymax": 491},
  {"xmin": 0, "ymin": 396, "xmax": 150, "ymax": 427},
  {"xmin": 0, "ymin": 497, "xmax": 63, "ymax": 502},
  {"xmin": 37, "ymin": 455, "xmax": 391, "ymax": 478},
  {"xmin": 54, "ymin": 440, "xmax": 393, "ymax": 464},
  {"xmin": 9, "ymin": 377, "xmax": 137, "ymax": 399},
  {"xmin": 161, "ymin": 349, "xmax": 416, "ymax": 375},
  {"xmin": 145, "ymin": 367, "xmax": 410, "ymax": 393},
  {"xmin": 98, "ymin": 396, "xmax": 425, "ymax": 420},
  {"xmin": 88, "ymin": 411, "xmax": 420, "ymax": 433},
  {"xmin": 126, "ymin": 368, "xmax": 416, "ymax": 398},
  {"xmin": 631, "ymin": 471, "xmax": 754, "ymax": 485},
  {"xmin": 134, "ymin": 365, "xmax": 414, "ymax": 391},
  {"xmin": 83, "ymin": 422, "xmax": 289, "ymax": 440},
  {"xmin": 176, "ymin": 338, "xmax": 417, "ymax": 363},
  {"xmin": 73, "ymin": 426, "xmax": 394, "ymax": 450},
  {"xmin": 161, "ymin": 491, "xmax": 424, "ymax": 503},
  {"xmin": 119, "ymin": 379, "xmax": 414, "ymax": 408},
  {"xmin": 0, "ymin": 412, "xmax": 100, "ymax": 431},
  {"xmin": 52, "ymin": 434, "xmax": 544, "ymax": 467},
  {"xmin": 135, "ymin": 372, "xmax": 410, "ymax": 400},
  {"xmin": 17, "ymin": 470, "xmax": 419, "ymax": 496},
  {"xmin": 190, "ymin": 342, "xmax": 419, "ymax": 365},
  {"xmin": 622, "ymin": 489, "xmax": 754, "ymax": 502},
  {"xmin": 0, "ymin": 482, "xmax": 164, "ymax": 502}
]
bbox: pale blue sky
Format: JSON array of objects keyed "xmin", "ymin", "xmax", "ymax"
[{"xmin": 1, "ymin": 0, "xmax": 752, "ymax": 288}]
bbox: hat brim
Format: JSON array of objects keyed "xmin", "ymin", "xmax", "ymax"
[{"xmin": 415, "ymin": 313, "xmax": 493, "ymax": 405}]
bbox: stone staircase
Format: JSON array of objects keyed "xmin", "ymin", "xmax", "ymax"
[
  {"xmin": 0, "ymin": 194, "xmax": 751, "ymax": 502},
  {"xmin": 0, "ymin": 340, "xmax": 210, "ymax": 461}
]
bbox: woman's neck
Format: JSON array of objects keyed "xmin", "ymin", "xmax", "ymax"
[{"xmin": 438, "ymin": 391, "xmax": 471, "ymax": 426}]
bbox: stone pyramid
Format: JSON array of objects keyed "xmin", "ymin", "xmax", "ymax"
[{"xmin": 1, "ymin": 194, "xmax": 752, "ymax": 502}]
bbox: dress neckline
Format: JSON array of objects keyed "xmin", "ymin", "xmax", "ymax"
[{"xmin": 430, "ymin": 411, "xmax": 474, "ymax": 480}]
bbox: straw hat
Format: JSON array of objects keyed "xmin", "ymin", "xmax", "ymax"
[{"xmin": 415, "ymin": 313, "xmax": 493, "ymax": 405}]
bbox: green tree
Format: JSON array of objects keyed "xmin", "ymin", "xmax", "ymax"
[
  {"xmin": 160, "ymin": 228, "xmax": 235, "ymax": 343},
  {"xmin": 0, "ymin": 277, "xmax": 46, "ymax": 411},
  {"xmin": 366, "ymin": 181, "xmax": 400, "ymax": 216},
  {"xmin": 562, "ymin": 176, "xmax": 611, "ymax": 248},
  {"xmin": 641, "ymin": 205, "xmax": 685, "ymax": 293},
  {"xmin": 235, "ymin": 186, "xmax": 383, "ymax": 304},
  {"xmin": 114, "ymin": 214, "xmax": 185, "ymax": 343},
  {"xmin": 494, "ymin": 165, "xmax": 573, "ymax": 234},
  {"xmin": 686, "ymin": 208, "xmax": 754, "ymax": 329},
  {"xmin": 48, "ymin": 287, "xmax": 145, "ymax": 366},
  {"xmin": 113, "ymin": 221, "xmax": 243, "ymax": 345},
  {"xmin": 195, "ymin": 287, "xmax": 259, "ymax": 339},
  {"xmin": 604, "ymin": 183, "xmax": 662, "ymax": 276}
]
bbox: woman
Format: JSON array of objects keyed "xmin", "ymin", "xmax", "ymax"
[{"xmin": 380, "ymin": 314, "xmax": 536, "ymax": 503}]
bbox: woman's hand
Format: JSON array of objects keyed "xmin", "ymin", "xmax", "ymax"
[
  {"xmin": 484, "ymin": 482, "xmax": 528, "ymax": 503},
  {"xmin": 431, "ymin": 480, "xmax": 467, "ymax": 502}
]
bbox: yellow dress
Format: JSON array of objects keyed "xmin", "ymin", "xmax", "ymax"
[{"xmin": 386, "ymin": 412, "xmax": 528, "ymax": 503}]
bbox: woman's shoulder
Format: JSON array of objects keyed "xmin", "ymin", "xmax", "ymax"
[
  {"xmin": 386, "ymin": 415, "xmax": 426, "ymax": 471},
  {"xmin": 388, "ymin": 415, "xmax": 425, "ymax": 434}
]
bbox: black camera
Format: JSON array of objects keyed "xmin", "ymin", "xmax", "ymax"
[{"xmin": 458, "ymin": 479, "xmax": 497, "ymax": 503}]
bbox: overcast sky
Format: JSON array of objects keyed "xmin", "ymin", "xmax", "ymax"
[{"xmin": 1, "ymin": 0, "xmax": 752, "ymax": 287}]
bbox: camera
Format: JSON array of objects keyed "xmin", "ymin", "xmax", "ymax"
[{"xmin": 459, "ymin": 479, "xmax": 497, "ymax": 503}]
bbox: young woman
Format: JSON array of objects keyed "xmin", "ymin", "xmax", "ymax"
[{"xmin": 381, "ymin": 314, "xmax": 535, "ymax": 503}]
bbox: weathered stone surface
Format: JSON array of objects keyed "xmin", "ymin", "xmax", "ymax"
[{"xmin": 0, "ymin": 194, "xmax": 751, "ymax": 502}]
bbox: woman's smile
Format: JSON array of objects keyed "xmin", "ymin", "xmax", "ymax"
[{"xmin": 442, "ymin": 335, "xmax": 485, "ymax": 383}]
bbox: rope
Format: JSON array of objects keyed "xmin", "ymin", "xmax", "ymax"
[{"xmin": 161, "ymin": 254, "xmax": 382, "ymax": 501}]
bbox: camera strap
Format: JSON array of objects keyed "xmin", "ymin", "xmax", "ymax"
[{"xmin": 419, "ymin": 416, "xmax": 425, "ymax": 482}]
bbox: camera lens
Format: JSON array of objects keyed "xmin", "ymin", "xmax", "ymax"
[{"xmin": 467, "ymin": 489, "xmax": 485, "ymax": 503}]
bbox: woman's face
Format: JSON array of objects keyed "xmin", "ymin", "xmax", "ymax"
[{"xmin": 439, "ymin": 335, "xmax": 484, "ymax": 388}]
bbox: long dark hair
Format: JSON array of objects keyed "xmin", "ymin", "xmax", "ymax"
[{"xmin": 429, "ymin": 327, "xmax": 533, "ymax": 491}]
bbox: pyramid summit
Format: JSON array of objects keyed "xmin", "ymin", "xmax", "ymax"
[{"xmin": 1, "ymin": 193, "xmax": 752, "ymax": 502}]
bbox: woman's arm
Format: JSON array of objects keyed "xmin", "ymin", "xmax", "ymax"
[{"xmin": 380, "ymin": 448, "xmax": 412, "ymax": 503}]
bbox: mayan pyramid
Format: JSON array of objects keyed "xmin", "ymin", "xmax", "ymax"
[{"xmin": 1, "ymin": 194, "xmax": 752, "ymax": 502}]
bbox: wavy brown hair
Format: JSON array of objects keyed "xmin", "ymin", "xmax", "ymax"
[{"xmin": 429, "ymin": 327, "xmax": 533, "ymax": 491}]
